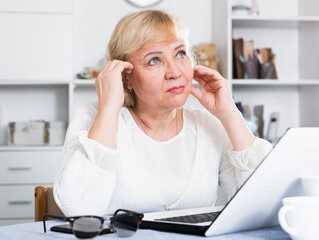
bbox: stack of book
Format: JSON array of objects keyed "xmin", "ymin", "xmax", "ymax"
[{"xmin": 233, "ymin": 38, "xmax": 278, "ymax": 79}]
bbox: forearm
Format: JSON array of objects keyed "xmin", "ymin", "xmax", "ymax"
[
  {"xmin": 54, "ymin": 154, "xmax": 117, "ymax": 216},
  {"xmin": 218, "ymin": 106, "xmax": 255, "ymax": 151},
  {"xmin": 88, "ymin": 106, "xmax": 120, "ymax": 149}
]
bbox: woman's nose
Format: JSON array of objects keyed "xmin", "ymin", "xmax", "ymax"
[{"xmin": 164, "ymin": 60, "xmax": 182, "ymax": 80}]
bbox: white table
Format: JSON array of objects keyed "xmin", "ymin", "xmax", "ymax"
[{"xmin": 0, "ymin": 220, "xmax": 290, "ymax": 239}]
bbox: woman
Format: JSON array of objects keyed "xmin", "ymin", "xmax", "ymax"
[{"xmin": 54, "ymin": 10, "xmax": 272, "ymax": 216}]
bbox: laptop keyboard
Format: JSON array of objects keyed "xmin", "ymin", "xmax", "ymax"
[{"xmin": 155, "ymin": 211, "xmax": 221, "ymax": 224}]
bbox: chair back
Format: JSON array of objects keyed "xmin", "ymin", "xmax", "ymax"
[{"xmin": 34, "ymin": 186, "xmax": 64, "ymax": 221}]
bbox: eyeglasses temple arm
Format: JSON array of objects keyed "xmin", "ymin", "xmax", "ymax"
[
  {"xmin": 42, "ymin": 214, "xmax": 72, "ymax": 233},
  {"xmin": 113, "ymin": 209, "xmax": 144, "ymax": 220},
  {"xmin": 43, "ymin": 217, "xmax": 47, "ymax": 233}
]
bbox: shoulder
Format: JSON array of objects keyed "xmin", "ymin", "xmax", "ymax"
[
  {"xmin": 71, "ymin": 102, "xmax": 129, "ymax": 123},
  {"xmin": 74, "ymin": 101, "xmax": 98, "ymax": 116}
]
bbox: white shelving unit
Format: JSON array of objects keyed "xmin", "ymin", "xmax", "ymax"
[{"xmin": 213, "ymin": 0, "xmax": 319, "ymax": 138}]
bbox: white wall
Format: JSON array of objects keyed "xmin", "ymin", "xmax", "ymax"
[
  {"xmin": 0, "ymin": 0, "xmax": 215, "ymax": 144},
  {"xmin": 0, "ymin": 0, "xmax": 73, "ymax": 80},
  {"xmin": 73, "ymin": 0, "xmax": 214, "ymax": 75}
]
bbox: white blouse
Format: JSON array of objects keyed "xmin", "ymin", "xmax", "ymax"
[
  {"xmin": 129, "ymin": 108, "xmax": 196, "ymax": 206},
  {"xmin": 54, "ymin": 102, "xmax": 273, "ymax": 216}
]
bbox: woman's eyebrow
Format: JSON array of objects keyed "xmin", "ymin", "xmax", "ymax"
[
  {"xmin": 143, "ymin": 44, "xmax": 185, "ymax": 59},
  {"xmin": 144, "ymin": 51, "xmax": 162, "ymax": 59},
  {"xmin": 174, "ymin": 44, "xmax": 185, "ymax": 50}
]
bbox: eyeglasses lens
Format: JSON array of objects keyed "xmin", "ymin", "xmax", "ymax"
[
  {"xmin": 73, "ymin": 217, "xmax": 102, "ymax": 239},
  {"xmin": 113, "ymin": 215, "xmax": 139, "ymax": 238}
]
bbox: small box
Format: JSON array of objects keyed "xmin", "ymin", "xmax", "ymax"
[
  {"xmin": 9, "ymin": 121, "xmax": 47, "ymax": 146},
  {"xmin": 47, "ymin": 121, "xmax": 66, "ymax": 146}
]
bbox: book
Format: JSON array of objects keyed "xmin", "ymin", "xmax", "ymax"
[{"xmin": 232, "ymin": 38, "xmax": 244, "ymax": 79}]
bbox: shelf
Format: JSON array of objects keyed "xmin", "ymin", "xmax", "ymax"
[
  {"xmin": 232, "ymin": 15, "xmax": 319, "ymax": 21},
  {"xmin": 72, "ymin": 79, "xmax": 95, "ymax": 86},
  {"xmin": 232, "ymin": 15, "xmax": 319, "ymax": 28},
  {"xmin": 0, "ymin": 146, "xmax": 63, "ymax": 151},
  {"xmin": 232, "ymin": 79, "xmax": 319, "ymax": 85},
  {"xmin": 0, "ymin": 80, "xmax": 70, "ymax": 85}
]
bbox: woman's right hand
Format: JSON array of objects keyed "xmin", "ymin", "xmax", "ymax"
[{"xmin": 95, "ymin": 60, "xmax": 134, "ymax": 111}]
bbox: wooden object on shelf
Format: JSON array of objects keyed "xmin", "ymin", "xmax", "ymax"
[
  {"xmin": 257, "ymin": 48, "xmax": 278, "ymax": 79},
  {"xmin": 9, "ymin": 121, "xmax": 47, "ymax": 146},
  {"xmin": 34, "ymin": 186, "xmax": 64, "ymax": 222},
  {"xmin": 243, "ymin": 40, "xmax": 254, "ymax": 62},
  {"xmin": 233, "ymin": 38, "xmax": 244, "ymax": 79}
]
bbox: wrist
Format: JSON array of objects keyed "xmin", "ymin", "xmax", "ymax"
[
  {"xmin": 216, "ymin": 104, "xmax": 240, "ymax": 122},
  {"xmin": 98, "ymin": 104, "xmax": 121, "ymax": 116}
]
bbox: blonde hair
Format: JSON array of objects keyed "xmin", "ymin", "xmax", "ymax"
[{"xmin": 106, "ymin": 10, "xmax": 190, "ymax": 107}]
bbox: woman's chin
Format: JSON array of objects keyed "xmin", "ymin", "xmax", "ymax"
[{"xmin": 169, "ymin": 93, "xmax": 189, "ymax": 108}]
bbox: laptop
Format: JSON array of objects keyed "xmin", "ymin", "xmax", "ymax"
[{"xmin": 140, "ymin": 127, "xmax": 319, "ymax": 236}]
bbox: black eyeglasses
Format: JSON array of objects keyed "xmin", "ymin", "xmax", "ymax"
[{"xmin": 43, "ymin": 209, "xmax": 144, "ymax": 238}]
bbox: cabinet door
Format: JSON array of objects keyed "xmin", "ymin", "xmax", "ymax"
[
  {"xmin": 0, "ymin": 150, "xmax": 61, "ymax": 184},
  {"xmin": 0, "ymin": 185, "xmax": 43, "ymax": 219}
]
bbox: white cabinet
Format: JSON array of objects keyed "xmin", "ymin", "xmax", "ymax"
[
  {"xmin": 212, "ymin": 0, "xmax": 319, "ymax": 138},
  {"xmin": 0, "ymin": 0, "xmax": 71, "ymax": 226},
  {"xmin": 0, "ymin": 147, "xmax": 62, "ymax": 226}
]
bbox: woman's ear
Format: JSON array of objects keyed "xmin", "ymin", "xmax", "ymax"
[{"xmin": 126, "ymin": 76, "xmax": 133, "ymax": 92}]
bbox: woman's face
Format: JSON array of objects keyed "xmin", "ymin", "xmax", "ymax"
[{"xmin": 127, "ymin": 39, "xmax": 194, "ymax": 110}]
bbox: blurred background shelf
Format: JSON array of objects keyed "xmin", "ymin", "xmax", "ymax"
[
  {"xmin": 0, "ymin": 80, "xmax": 70, "ymax": 85},
  {"xmin": 0, "ymin": 146, "xmax": 63, "ymax": 151},
  {"xmin": 232, "ymin": 79, "xmax": 319, "ymax": 85},
  {"xmin": 232, "ymin": 16, "xmax": 319, "ymax": 28}
]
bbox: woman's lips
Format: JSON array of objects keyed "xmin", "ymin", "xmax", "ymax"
[{"xmin": 167, "ymin": 86, "xmax": 185, "ymax": 94}]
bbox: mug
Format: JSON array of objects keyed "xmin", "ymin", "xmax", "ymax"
[
  {"xmin": 278, "ymin": 196, "xmax": 319, "ymax": 240},
  {"xmin": 301, "ymin": 175, "xmax": 319, "ymax": 196}
]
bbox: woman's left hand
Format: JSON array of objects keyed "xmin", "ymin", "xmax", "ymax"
[{"xmin": 191, "ymin": 65, "xmax": 237, "ymax": 119}]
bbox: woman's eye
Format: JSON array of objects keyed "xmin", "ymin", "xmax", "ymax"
[
  {"xmin": 177, "ymin": 50, "xmax": 186, "ymax": 58},
  {"xmin": 148, "ymin": 57, "xmax": 159, "ymax": 66}
]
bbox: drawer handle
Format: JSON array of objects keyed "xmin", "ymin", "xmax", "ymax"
[
  {"xmin": 8, "ymin": 167, "xmax": 32, "ymax": 171},
  {"xmin": 8, "ymin": 200, "xmax": 32, "ymax": 205}
]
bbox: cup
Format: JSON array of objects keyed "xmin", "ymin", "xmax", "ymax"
[
  {"xmin": 301, "ymin": 175, "xmax": 319, "ymax": 196},
  {"xmin": 278, "ymin": 196, "xmax": 319, "ymax": 240}
]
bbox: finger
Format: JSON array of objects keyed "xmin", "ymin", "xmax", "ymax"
[
  {"xmin": 124, "ymin": 68, "xmax": 133, "ymax": 74},
  {"xmin": 113, "ymin": 61, "xmax": 134, "ymax": 73},
  {"xmin": 194, "ymin": 69, "xmax": 222, "ymax": 81},
  {"xmin": 194, "ymin": 65, "xmax": 224, "ymax": 80},
  {"xmin": 192, "ymin": 77, "xmax": 207, "ymax": 88},
  {"xmin": 100, "ymin": 60, "xmax": 119, "ymax": 73},
  {"xmin": 108, "ymin": 60, "xmax": 123, "ymax": 70},
  {"xmin": 193, "ymin": 73, "xmax": 210, "ymax": 83},
  {"xmin": 193, "ymin": 65, "xmax": 212, "ymax": 76},
  {"xmin": 99, "ymin": 61, "xmax": 113, "ymax": 74},
  {"xmin": 190, "ymin": 85, "xmax": 203, "ymax": 102},
  {"xmin": 193, "ymin": 69, "xmax": 215, "ymax": 83}
]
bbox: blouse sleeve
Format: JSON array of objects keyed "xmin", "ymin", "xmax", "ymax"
[
  {"xmin": 53, "ymin": 102, "xmax": 120, "ymax": 216},
  {"xmin": 219, "ymin": 137, "xmax": 273, "ymax": 199}
]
